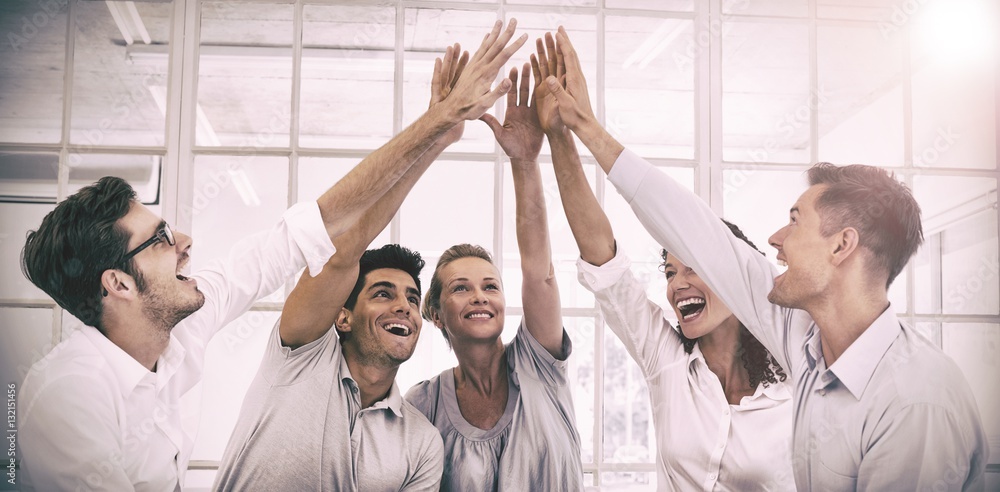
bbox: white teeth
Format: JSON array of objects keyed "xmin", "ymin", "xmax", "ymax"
[
  {"xmin": 466, "ymin": 313, "xmax": 492, "ymax": 319},
  {"xmin": 676, "ymin": 297, "xmax": 705, "ymax": 308},
  {"xmin": 383, "ymin": 323, "xmax": 411, "ymax": 336},
  {"xmin": 683, "ymin": 311, "xmax": 700, "ymax": 320},
  {"xmin": 777, "ymin": 259, "xmax": 787, "ymax": 267}
]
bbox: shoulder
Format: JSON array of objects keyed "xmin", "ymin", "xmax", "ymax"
[
  {"xmin": 404, "ymin": 374, "xmax": 444, "ymax": 419},
  {"xmin": 21, "ymin": 331, "xmax": 113, "ymax": 404}
]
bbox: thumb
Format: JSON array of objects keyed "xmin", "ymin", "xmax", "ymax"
[
  {"xmin": 545, "ymin": 76, "xmax": 565, "ymax": 95},
  {"xmin": 479, "ymin": 113, "xmax": 503, "ymax": 136}
]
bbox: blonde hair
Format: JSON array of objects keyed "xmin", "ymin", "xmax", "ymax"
[{"xmin": 422, "ymin": 244, "xmax": 495, "ymax": 344}]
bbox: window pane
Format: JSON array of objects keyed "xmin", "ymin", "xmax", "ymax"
[
  {"xmin": 190, "ymin": 155, "xmax": 289, "ymax": 302},
  {"xmin": 817, "ymin": 25, "xmax": 904, "ymax": 166},
  {"xmin": 817, "ymin": 0, "xmax": 898, "ymax": 21},
  {"xmin": 723, "ymin": 22, "xmax": 810, "ymax": 164},
  {"xmin": 566, "ymin": 317, "xmax": 596, "ymax": 463},
  {"xmin": 911, "ymin": 37, "xmax": 995, "ymax": 169},
  {"xmin": 198, "ymin": 3, "xmax": 292, "ymax": 147},
  {"xmin": 402, "ymin": 9, "xmax": 497, "ymax": 154},
  {"xmin": 1, "ymin": 307, "xmax": 53, "ymax": 389},
  {"xmin": 189, "ymin": 310, "xmax": 280, "ymax": 461},
  {"xmin": 607, "ymin": 16, "xmax": 694, "ymax": 159},
  {"xmin": 297, "ymin": 157, "xmax": 390, "ymax": 247},
  {"xmin": 603, "ymin": 325, "xmax": 654, "ymax": 464},
  {"xmin": 600, "ymin": 471, "xmax": 656, "ymax": 489},
  {"xmin": 605, "ymin": 166, "xmax": 695, "ymax": 314},
  {"xmin": 942, "ymin": 323, "xmax": 1000, "ymax": 463},
  {"xmin": 913, "ymin": 176, "xmax": 998, "ymax": 315},
  {"xmin": 67, "ymin": 153, "xmax": 162, "ymax": 204},
  {"xmin": 501, "ymin": 162, "xmax": 598, "ymax": 309},
  {"xmin": 724, "ymin": 0, "xmax": 807, "ymax": 18},
  {"xmin": 0, "ymin": 202, "xmax": 55, "ymax": 299},
  {"xmin": 0, "ymin": 2, "xmax": 67, "ymax": 143},
  {"xmin": 72, "ymin": 1, "xmax": 171, "ymax": 147},
  {"xmin": 399, "ymin": 159, "xmax": 494, "ymax": 255},
  {"xmin": 299, "ymin": 5, "xmax": 395, "ymax": 149},
  {"xmin": 0, "ymin": 152, "xmax": 58, "ymax": 202},
  {"xmin": 607, "ymin": 0, "xmax": 693, "ymax": 11}
]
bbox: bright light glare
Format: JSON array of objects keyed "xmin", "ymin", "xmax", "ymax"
[{"xmin": 915, "ymin": 0, "xmax": 998, "ymax": 65}]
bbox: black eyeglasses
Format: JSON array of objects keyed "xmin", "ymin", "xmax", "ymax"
[{"xmin": 122, "ymin": 223, "xmax": 175, "ymax": 264}]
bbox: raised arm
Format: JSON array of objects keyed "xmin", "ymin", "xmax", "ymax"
[
  {"xmin": 280, "ymin": 47, "xmax": 471, "ymax": 348},
  {"xmin": 480, "ymin": 63, "xmax": 563, "ymax": 357},
  {"xmin": 543, "ymin": 27, "xmax": 798, "ymax": 373},
  {"xmin": 532, "ymin": 33, "xmax": 615, "ymax": 266},
  {"xmin": 315, "ymin": 19, "xmax": 528, "ymax": 242}
]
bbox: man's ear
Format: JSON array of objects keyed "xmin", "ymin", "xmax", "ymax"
[
  {"xmin": 335, "ymin": 308, "xmax": 352, "ymax": 333},
  {"xmin": 101, "ymin": 269, "xmax": 137, "ymax": 300},
  {"xmin": 830, "ymin": 227, "xmax": 860, "ymax": 267}
]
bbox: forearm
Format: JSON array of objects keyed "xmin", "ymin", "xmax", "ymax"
[
  {"xmin": 548, "ymin": 131, "xmax": 615, "ymax": 266},
  {"xmin": 568, "ymin": 117, "xmax": 625, "ymax": 176},
  {"xmin": 511, "ymin": 158, "xmax": 554, "ymax": 282},
  {"xmin": 279, "ymin": 258, "xmax": 359, "ymax": 348},
  {"xmin": 317, "ymin": 103, "xmax": 457, "ymax": 240}
]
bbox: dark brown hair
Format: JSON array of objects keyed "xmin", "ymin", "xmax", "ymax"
[{"xmin": 21, "ymin": 176, "xmax": 144, "ymax": 330}]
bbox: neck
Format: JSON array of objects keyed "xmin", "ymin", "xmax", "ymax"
[
  {"xmin": 451, "ymin": 338, "xmax": 507, "ymax": 396},
  {"xmin": 698, "ymin": 316, "xmax": 750, "ymax": 395},
  {"xmin": 342, "ymin": 350, "xmax": 399, "ymax": 408},
  {"xmin": 807, "ymin": 282, "xmax": 890, "ymax": 366},
  {"xmin": 103, "ymin": 312, "xmax": 171, "ymax": 372}
]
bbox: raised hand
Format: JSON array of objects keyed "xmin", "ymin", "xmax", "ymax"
[
  {"xmin": 480, "ymin": 63, "xmax": 543, "ymax": 162},
  {"xmin": 543, "ymin": 26, "xmax": 597, "ymax": 131},
  {"xmin": 439, "ymin": 19, "xmax": 529, "ymax": 123},
  {"xmin": 430, "ymin": 43, "xmax": 470, "ymax": 147},
  {"xmin": 530, "ymin": 32, "xmax": 566, "ymax": 136}
]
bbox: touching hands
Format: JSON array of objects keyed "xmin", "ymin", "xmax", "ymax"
[
  {"xmin": 530, "ymin": 32, "xmax": 566, "ymax": 136},
  {"xmin": 542, "ymin": 27, "xmax": 597, "ymax": 132},
  {"xmin": 430, "ymin": 44, "xmax": 470, "ymax": 147},
  {"xmin": 440, "ymin": 19, "xmax": 529, "ymax": 124},
  {"xmin": 480, "ymin": 64, "xmax": 544, "ymax": 162}
]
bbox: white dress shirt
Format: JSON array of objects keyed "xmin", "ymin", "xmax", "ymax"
[
  {"xmin": 578, "ymin": 251, "xmax": 795, "ymax": 491},
  {"xmin": 18, "ymin": 201, "xmax": 336, "ymax": 492},
  {"xmin": 605, "ymin": 148, "xmax": 989, "ymax": 491}
]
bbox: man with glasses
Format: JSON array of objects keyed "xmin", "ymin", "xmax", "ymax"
[{"xmin": 17, "ymin": 19, "xmax": 526, "ymax": 491}]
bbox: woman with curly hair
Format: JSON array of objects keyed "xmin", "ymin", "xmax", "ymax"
[{"xmin": 530, "ymin": 32, "xmax": 793, "ymax": 490}]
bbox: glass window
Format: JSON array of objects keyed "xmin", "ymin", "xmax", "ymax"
[
  {"xmin": 297, "ymin": 157, "xmax": 391, "ymax": 248},
  {"xmin": 603, "ymin": 325, "xmax": 654, "ymax": 465},
  {"xmin": 72, "ymin": 1, "xmax": 171, "ymax": 147},
  {"xmin": 198, "ymin": 3, "xmax": 292, "ymax": 147},
  {"xmin": 723, "ymin": 22, "xmax": 810, "ymax": 164},
  {"xmin": 942, "ymin": 323, "xmax": 1000, "ymax": 463},
  {"xmin": 0, "ymin": 2, "xmax": 67, "ymax": 144},
  {"xmin": 606, "ymin": 16, "xmax": 694, "ymax": 159},
  {"xmin": 399, "ymin": 159, "xmax": 494, "ymax": 255},
  {"xmin": 190, "ymin": 155, "xmax": 290, "ymax": 302},
  {"xmin": 817, "ymin": 25, "xmax": 904, "ymax": 166},
  {"xmin": 300, "ymin": 5, "xmax": 395, "ymax": 149}
]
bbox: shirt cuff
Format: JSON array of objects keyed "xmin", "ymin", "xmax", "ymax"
[
  {"xmin": 284, "ymin": 201, "xmax": 336, "ymax": 277},
  {"xmin": 607, "ymin": 147, "xmax": 654, "ymax": 203},
  {"xmin": 576, "ymin": 249, "xmax": 633, "ymax": 293}
]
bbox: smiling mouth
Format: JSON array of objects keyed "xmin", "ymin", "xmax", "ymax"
[
  {"xmin": 676, "ymin": 297, "xmax": 706, "ymax": 320},
  {"xmin": 382, "ymin": 322, "xmax": 413, "ymax": 337},
  {"xmin": 464, "ymin": 312, "xmax": 493, "ymax": 320}
]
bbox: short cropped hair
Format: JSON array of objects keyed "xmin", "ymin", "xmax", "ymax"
[
  {"xmin": 422, "ymin": 244, "xmax": 495, "ymax": 345},
  {"xmin": 344, "ymin": 244, "xmax": 425, "ymax": 310},
  {"xmin": 21, "ymin": 176, "xmax": 143, "ymax": 330},
  {"xmin": 807, "ymin": 163, "xmax": 923, "ymax": 288}
]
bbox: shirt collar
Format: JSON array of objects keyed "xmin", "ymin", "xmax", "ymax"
[
  {"xmin": 338, "ymin": 353, "xmax": 404, "ymax": 418},
  {"xmin": 827, "ymin": 305, "xmax": 901, "ymax": 400},
  {"xmin": 80, "ymin": 325, "xmax": 151, "ymax": 397},
  {"xmin": 690, "ymin": 342, "xmax": 793, "ymax": 403}
]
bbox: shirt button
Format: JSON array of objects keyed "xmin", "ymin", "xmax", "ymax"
[
  {"xmin": 723, "ymin": 409, "xmax": 730, "ymax": 416},
  {"xmin": 718, "ymin": 442, "xmax": 725, "ymax": 449},
  {"xmin": 819, "ymin": 389, "xmax": 826, "ymax": 396},
  {"xmin": 709, "ymin": 473, "xmax": 717, "ymax": 480}
]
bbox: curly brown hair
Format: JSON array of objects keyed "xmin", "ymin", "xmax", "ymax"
[{"xmin": 660, "ymin": 219, "xmax": 787, "ymax": 388}]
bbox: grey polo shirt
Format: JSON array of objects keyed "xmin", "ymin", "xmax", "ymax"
[
  {"xmin": 214, "ymin": 321, "xmax": 444, "ymax": 491},
  {"xmin": 606, "ymin": 148, "xmax": 989, "ymax": 491}
]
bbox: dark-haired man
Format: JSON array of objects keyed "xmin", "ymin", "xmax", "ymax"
[
  {"xmin": 214, "ymin": 245, "xmax": 441, "ymax": 491},
  {"xmin": 543, "ymin": 27, "xmax": 987, "ymax": 491},
  {"xmin": 18, "ymin": 20, "xmax": 526, "ymax": 491}
]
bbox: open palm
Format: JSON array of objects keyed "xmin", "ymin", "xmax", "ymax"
[{"xmin": 480, "ymin": 64, "xmax": 543, "ymax": 162}]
